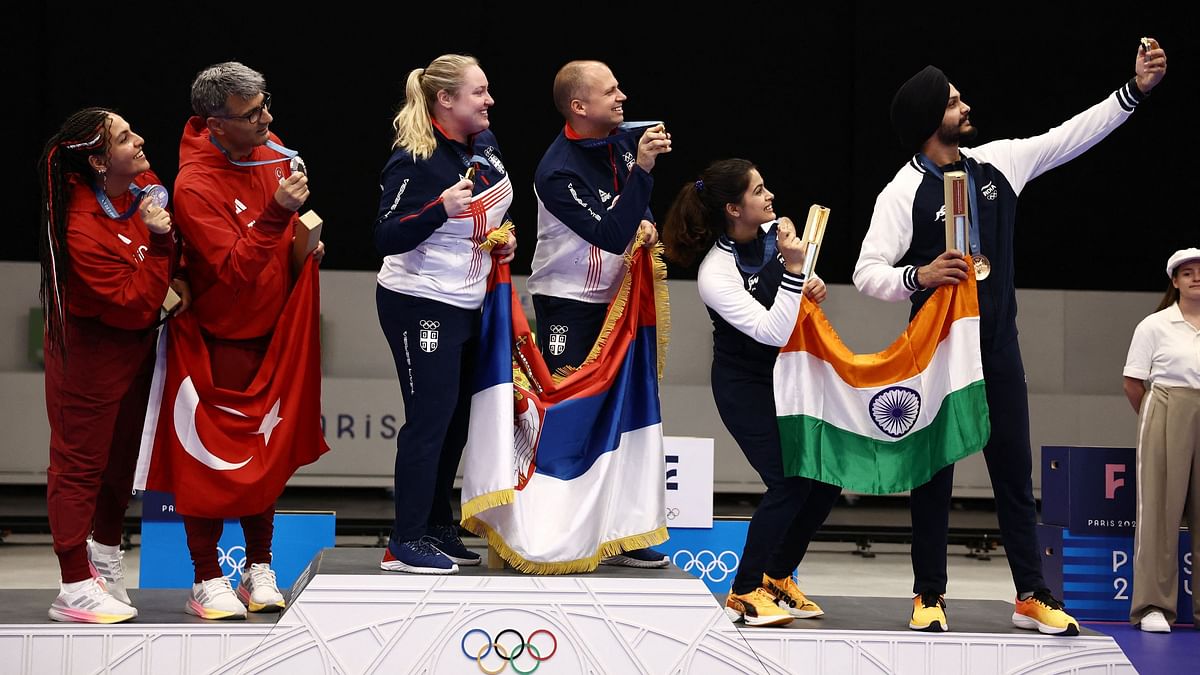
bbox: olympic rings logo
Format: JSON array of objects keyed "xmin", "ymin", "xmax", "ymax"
[
  {"xmin": 216, "ymin": 545, "xmax": 246, "ymax": 579},
  {"xmin": 665, "ymin": 507, "xmax": 680, "ymax": 520},
  {"xmin": 460, "ymin": 628, "xmax": 558, "ymax": 674},
  {"xmin": 419, "ymin": 319, "xmax": 441, "ymax": 329},
  {"xmin": 672, "ymin": 549, "xmax": 740, "ymax": 583}
]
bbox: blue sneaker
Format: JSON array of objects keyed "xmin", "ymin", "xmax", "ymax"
[
  {"xmin": 423, "ymin": 525, "xmax": 481, "ymax": 566},
  {"xmin": 601, "ymin": 547, "xmax": 669, "ymax": 568},
  {"xmin": 380, "ymin": 539, "xmax": 458, "ymax": 575}
]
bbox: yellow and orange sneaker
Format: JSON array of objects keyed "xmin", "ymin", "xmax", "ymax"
[
  {"xmin": 909, "ymin": 592, "xmax": 948, "ymax": 632},
  {"xmin": 1012, "ymin": 589, "xmax": 1079, "ymax": 636},
  {"xmin": 762, "ymin": 574, "xmax": 824, "ymax": 618},
  {"xmin": 725, "ymin": 587, "xmax": 794, "ymax": 627}
]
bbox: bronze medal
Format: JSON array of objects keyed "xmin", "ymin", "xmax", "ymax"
[{"xmin": 973, "ymin": 254, "xmax": 992, "ymax": 280}]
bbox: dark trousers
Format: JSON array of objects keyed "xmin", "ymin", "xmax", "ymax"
[
  {"xmin": 183, "ymin": 505, "xmax": 276, "ymax": 582},
  {"xmin": 377, "ymin": 286, "xmax": 478, "ymax": 545},
  {"xmin": 180, "ymin": 333, "xmax": 276, "ymax": 582},
  {"xmin": 910, "ymin": 338, "xmax": 1044, "ymax": 595},
  {"xmin": 45, "ymin": 316, "xmax": 157, "ymax": 583},
  {"xmin": 712, "ymin": 357, "xmax": 842, "ymax": 595},
  {"xmin": 532, "ymin": 294, "xmax": 606, "ymax": 372}
]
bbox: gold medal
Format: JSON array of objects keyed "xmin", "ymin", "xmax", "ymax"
[{"xmin": 973, "ymin": 254, "xmax": 992, "ymax": 280}]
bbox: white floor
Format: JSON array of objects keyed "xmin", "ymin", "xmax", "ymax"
[{"xmin": 0, "ymin": 533, "xmax": 1018, "ymax": 602}]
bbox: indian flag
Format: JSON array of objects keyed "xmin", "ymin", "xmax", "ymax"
[{"xmin": 774, "ymin": 271, "xmax": 990, "ymax": 494}]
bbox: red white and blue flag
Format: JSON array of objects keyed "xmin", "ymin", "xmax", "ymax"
[{"xmin": 461, "ymin": 247, "xmax": 668, "ymax": 573}]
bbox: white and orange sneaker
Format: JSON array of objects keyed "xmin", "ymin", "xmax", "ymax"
[
  {"xmin": 724, "ymin": 587, "xmax": 794, "ymax": 627},
  {"xmin": 48, "ymin": 576, "xmax": 137, "ymax": 624},
  {"xmin": 1012, "ymin": 589, "xmax": 1079, "ymax": 636},
  {"xmin": 762, "ymin": 574, "xmax": 824, "ymax": 618},
  {"xmin": 186, "ymin": 577, "xmax": 247, "ymax": 620}
]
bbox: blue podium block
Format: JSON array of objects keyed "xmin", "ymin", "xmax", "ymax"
[
  {"xmin": 1039, "ymin": 524, "xmax": 1193, "ymax": 623},
  {"xmin": 1041, "ymin": 446, "xmax": 1137, "ymax": 535},
  {"xmin": 139, "ymin": 490, "xmax": 335, "ymax": 590},
  {"xmin": 660, "ymin": 520, "xmax": 750, "ymax": 594}
]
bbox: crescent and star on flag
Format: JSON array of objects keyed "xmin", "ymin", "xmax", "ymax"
[{"xmin": 172, "ymin": 376, "xmax": 283, "ymax": 471}]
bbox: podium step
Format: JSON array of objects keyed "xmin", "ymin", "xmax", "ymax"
[{"xmin": 0, "ymin": 547, "xmax": 1136, "ymax": 674}]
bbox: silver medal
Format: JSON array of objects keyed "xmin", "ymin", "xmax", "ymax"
[
  {"xmin": 289, "ymin": 155, "xmax": 307, "ymax": 176},
  {"xmin": 143, "ymin": 184, "xmax": 169, "ymax": 209}
]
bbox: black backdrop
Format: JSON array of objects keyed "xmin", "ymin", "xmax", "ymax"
[{"xmin": 12, "ymin": 4, "xmax": 1196, "ymax": 292}]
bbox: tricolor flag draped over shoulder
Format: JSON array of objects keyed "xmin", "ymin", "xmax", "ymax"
[
  {"xmin": 775, "ymin": 269, "xmax": 989, "ymax": 494},
  {"xmin": 134, "ymin": 259, "xmax": 329, "ymax": 518},
  {"xmin": 460, "ymin": 245, "xmax": 669, "ymax": 574}
]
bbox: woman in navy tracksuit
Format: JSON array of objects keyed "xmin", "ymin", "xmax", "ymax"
[
  {"xmin": 374, "ymin": 54, "xmax": 516, "ymax": 575},
  {"xmin": 663, "ymin": 158, "xmax": 841, "ymax": 626}
]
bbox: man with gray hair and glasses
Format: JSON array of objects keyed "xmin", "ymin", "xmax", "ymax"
[{"xmin": 171, "ymin": 61, "xmax": 323, "ymax": 620}]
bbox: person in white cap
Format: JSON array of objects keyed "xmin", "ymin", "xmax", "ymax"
[{"xmin": 1122, "ymin": 247, "xmax": 1200, "ymax": 634}]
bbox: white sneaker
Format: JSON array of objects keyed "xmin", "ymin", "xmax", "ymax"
[
  {"xmin": 49, "ymin": 577, "xmax": 137, "ymax": 624},
  {"xmin": 87, "ymin": 538, "xmax": 131, "ymax": 605},
  {"xmin": 238, "ymin": 563, "xmax": 286, "ymax": 613},
  {"xmin": 186, "ymin": 577, "xmax": 247, "ymax": 620},
  {"xmin": 1139, "ymin": 610, "xmax": 1171, "ymax": 633}
]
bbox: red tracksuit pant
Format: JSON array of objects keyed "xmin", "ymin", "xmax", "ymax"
[{"xmin": 45, "ymin": 315, "xmax": 157, "ymax": 583}]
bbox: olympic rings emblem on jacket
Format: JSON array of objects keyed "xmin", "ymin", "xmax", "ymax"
[
  {"xmin": 672, "ymin": 549, "xmax": 740, "ymax": 583},
  {"xmin": 460, "ymin": 628, "xmax": 558, "ymax": 674}
]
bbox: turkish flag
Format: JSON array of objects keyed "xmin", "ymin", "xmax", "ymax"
[{"xmin": 138, "ymin": 259, "xmax": 329, "ymax": 518}]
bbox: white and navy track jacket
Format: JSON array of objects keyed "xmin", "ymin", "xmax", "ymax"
[
  {"xmin": 375, "ymin": 127, "xmax": 513, "ymax": 310},
  {"xmin": 526, "ymin": 125, "xmax": 654, "ymax": 304},
  {"xmin": 698, "ymin": 222, "xmax": 808, "ymax": 368},
  {"xmin": 854, "ymin": 80, "xmax": 1147, "ymax": 347}
]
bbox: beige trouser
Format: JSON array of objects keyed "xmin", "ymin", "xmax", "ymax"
[{"xmin": 1131, "ymin": 385, "xmax": 1200, "ymax": 625}]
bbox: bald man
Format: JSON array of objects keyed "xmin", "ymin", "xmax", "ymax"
[{"xmin": 526, "ymin": 60, "xmax": 671, "ymax": 568}]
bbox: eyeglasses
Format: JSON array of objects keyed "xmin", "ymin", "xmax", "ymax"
[{"xmin": 216, "ymin": 92, "xmax": 272, "ymax": 124}]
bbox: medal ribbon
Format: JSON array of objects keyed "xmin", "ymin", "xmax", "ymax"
[
  {"xmin": 722, "ymin": 221, "xmax": 780, "ymax": 275},
  {"xmin": 93, "ymin": 183, "xmax": 167, "ymax": 220},
  {"xmin": 574, "ymin": 121, "xmax": 663, "ymax": 149},
  {"xmin": 209, "ymin": 136, "xmax": 298, "ymax": 167}
]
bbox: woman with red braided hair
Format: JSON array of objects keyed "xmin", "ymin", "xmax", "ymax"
[{"xmin": 38, "ymin": 108, "xmax": 184, "ymax": 623}]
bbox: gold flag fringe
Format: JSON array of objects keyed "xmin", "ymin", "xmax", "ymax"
[
  {"xmin": 460, "ymin": 488, "xmax": 514, "ymax": 522},
  {"xmin": 479, "ymin": 220, "xmax": 515, "ymax": 252},
  {"xmin": 460, "ymin": 517, "xmax": 669, "ymax": 575},
  {"xmin": 649, "ymin": 241, "xmax": 671, "ymax": 380}
]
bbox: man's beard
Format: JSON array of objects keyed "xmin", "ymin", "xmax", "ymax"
[{"xmin": 936, "ymin": 120, "xmax": 978, "ymax": 145}]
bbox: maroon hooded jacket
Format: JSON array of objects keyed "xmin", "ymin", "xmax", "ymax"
[
  {"xmin": 64, "ymin": 170, "xmax": 175, "ymax": 329},
  {"xmin": 173, "ymin": 117, "xmax": 298, "ymax": 340}
]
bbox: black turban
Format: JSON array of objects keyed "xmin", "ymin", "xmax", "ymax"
[{"xmin": 890, "ymin": 65, "xmax": 950, "ymax": 151}]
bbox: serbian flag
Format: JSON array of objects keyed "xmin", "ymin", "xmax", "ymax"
[
  {"xmin": 775, "ymin": 266, "xmax": 990, "ymax": 494},
  {"xmin": 460, "ymin": 245, "xmax": 669, "ymax": 574},
  {"xmin": 134, "ymin": 259, "xmax": 329, "ymax": 518}
]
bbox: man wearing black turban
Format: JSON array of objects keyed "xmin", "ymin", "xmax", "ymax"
[{"xmin": 854, "ymin": 43, "xmax": 1167, "ymax": 635}]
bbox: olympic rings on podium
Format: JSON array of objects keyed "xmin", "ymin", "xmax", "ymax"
[{"xmin": 461, "ymin": 628, "xmax": 558, "ymax": 673}]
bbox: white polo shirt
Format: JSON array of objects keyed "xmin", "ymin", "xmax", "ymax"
[{"xmin": 1123, "ymin": 303, "xmax": 1200, "ymax": 388}]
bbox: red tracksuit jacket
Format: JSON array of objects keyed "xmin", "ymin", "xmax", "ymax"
[
  {"xmin": 173, "ymin": 117, "xmax": 298, "ymax": 340},
  {"xmin": 64, "ymin": 171, "xmax": 175, "ymax": 329}
]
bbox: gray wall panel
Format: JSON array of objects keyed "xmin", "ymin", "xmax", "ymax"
[{"xmin": 0, "ymin": 263, "xmax": 1156, "ymax": 495}]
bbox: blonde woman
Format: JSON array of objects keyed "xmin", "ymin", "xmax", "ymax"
[{"xmin": 374, "ymin": 54, "xmax": 516, "ymax": 574}]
